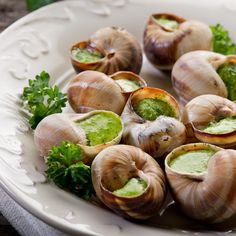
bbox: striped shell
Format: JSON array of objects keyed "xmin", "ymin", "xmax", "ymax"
[
  {"xmin": 67, "ymin": 70, "xmax": 147, "ymax": 114},
  {"xmin": 34, "ymin": 110, "xmax": 123, "ymax": 164},
  {"xmin": 121, "ymin": 87, "xmax": 186, "ymax": 158},
  {"xmin": 91, "ymin": 145, "xmax": 166, "ymax": 219},
  {"xmin": 172, "ymin": 51, "xmax": 236, "ymax": 105},
  {"xmin": 182, "ymin": 94, "xmax": 236, "ymax": 147},
  {"xmin": 165, "ymin": 143, "xmax": 236, "ymax": 223},
  {"xmin": 71, "ymin": 26, "xmax": 143, "ymax": 75},
  {"xmin": 143, "ymin": 13, "xmax": 212, "ymax": 70}
]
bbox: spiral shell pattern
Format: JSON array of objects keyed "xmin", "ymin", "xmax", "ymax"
[
  {"xmin": 143, "ymin": 13, "xmax": 212, "ymax": 70},
  {"xmin": 165, "ymin": 143, "xmax": 236, "ymax": 223},
  {"xmin": 71, "ymin": 26, "xmax": 143, "ymax": 75},
  {"xmin": 92, "ymin": 145, "xmax": 166, "ymax": 219}
]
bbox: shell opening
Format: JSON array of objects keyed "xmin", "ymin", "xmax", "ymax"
[
  {"xmin": 152, "ymin": 13, "xmax": 185, "ymax": 32},
  {"xmin": 75, "ymin": 112, "xmax": 122, "ymax": 146},
  {"xmin": 71, "ymin": 43, "xmax": 104, "ymax": 63},
  {"xmin": 166, "ymin": 144, "xmax": 218, "ymax": 175},
  {"xmin": 112, "ymin": 177, "xmax": 148, "ymax": 198},
  {"xmin": 130, "ymin": 88, "xmax": 178, "ymax": 121},
  {"xmin": 200, "ymin": 116, "xmax": 236, "ymax": 135},
  {"xmin": 217, "ymin": 61, "xmax": 236, "ymax": 101}
]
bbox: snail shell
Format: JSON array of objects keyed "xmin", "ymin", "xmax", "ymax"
[
  {"xmin": 182, "ymin": 94, "xmax": 236, "ymax": 147},
  {"xmin": 143, "ymin": 13, "xmax": 212, "ymax": 70},
  {"xmin": 121, "ymin": 87, "xmax": 186, "ymax": 158},
  {"xmin": 172, "ymin": 50, "xmax": 236, "ymax": 105},
  {"xmin": 67, "ymin": 70, "xmax": 147, "ymax": 114},
  {"xmin": 71, "ymin": 26, "xmax": 143, "ymax": 75},
  {"xmin": 165, "ymin": 143, "xmax": 236, "ymax": 223},
  {"xmin": 91, "ymin": 144, "xmax": 166, "ymax": 219},
  {"xmin": 34, "ymin": 110, "xmax": 123, "ymax": 164}
]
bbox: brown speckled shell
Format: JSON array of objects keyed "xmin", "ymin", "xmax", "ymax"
[
  {"xmin": 143, "ymin": 13, "xmax": 212, "ymax": 70},
  {"xmin": 182, "ymin": 94, "xmax": 236, "ymax": 147},
  {"xmin": 34, "ymin": 111, "xmax": 123, "ymax": 164},
  {"xmin": 92, "ymin": 145, "xmax": 166, "ymax": 219},
  {"xmin": 121, "ymin": 87, "xmax": 186, "ymax": 158},
  {"xmin": 67, "ymin": 70, "xmax": 147, "ymax": 114},
  {"xmin": 171, "ymin": 51, "xmax": 236, "ymax": 105},
  {"xmin": 165, "ymin": 143, "xmax": 236, "ymax": 223},
  {"xmin": 71, "ymin": 27, "xmax": 143, "ymax": 75}
]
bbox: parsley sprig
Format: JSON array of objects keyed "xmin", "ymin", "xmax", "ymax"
[
  {"xmin": 47, "ymin": 141, "xmax": 93, "ymax": 200},
  {"xmin": 21, "ymin": 71, "xmax": 67, "ymax": 129},
  {"xmin": 210, "ymin": 23, "xmax": 236, "ymax": 55}
]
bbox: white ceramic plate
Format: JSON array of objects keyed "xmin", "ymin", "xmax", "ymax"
[{"xmin": 0, "ymin": 0, "xmax": 236, "ymax": 235}]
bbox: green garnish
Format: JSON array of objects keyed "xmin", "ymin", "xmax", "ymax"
[
  {"xmin": 46, "ymin": 141, "xmax": 93, "ymax": 200},
  {"xmin": 21, "ymin": 71, "xmax": 67, "ymax": 129},
  {"xmin": 217, "ymin": 63, "xmax": 236, "ymax": 101},
  {"xmin": 210, "ymin": 23, "xmax": 236, "ymax": 55}
]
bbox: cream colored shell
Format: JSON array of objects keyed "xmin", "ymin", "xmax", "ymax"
[
  {"xmin": 171, "ymin": 51, "xmax": 236, "ymax": 105},
  {"xmin": 71, "ymin": 26, "xmax": 143, "ymax": 75},
  {"xmin": 67, "ymin": 70, "xmax": 147, "ymax": 114},
  {"xmin": 92, "ymin": 144, "xmax": 166, "ymax": 219},
  {"xmin": 34, "ymin": 110, "xmax": 123, "ymax": 164},
  {"xmin": 144, "ymin": 13, "xmax": 212, "ymax": 70},
  {"xmin": 182, "ymin": 94, "xmax": 236, "ymax": 147},
  {"xmin": 121, "ymin": 87, "xmax": 186, "ymax": 158}
]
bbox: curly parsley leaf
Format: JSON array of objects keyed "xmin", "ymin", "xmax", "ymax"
[
  {"xmin": 22, "ymin": 71, "xmax": 67, "ymax": 129},
  {"xmin": 210, "ymin": 23, "xmax": 236, "ymax": 55},
  {"xmin": 46, "ymin": 141, "xmax": 93, "ymax": 200}
]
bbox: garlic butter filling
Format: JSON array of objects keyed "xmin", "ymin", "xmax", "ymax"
[
  {"xmin": 169, "ymin": 150, "xmax": 215, "ymax": 174},
  {"xmin": 154, "ymin": 17, "xmax": 179, "ymax": 30},
  {"xmin": 115, "ymin": 79, "xmax": 141, "ymax": 92},
  {"xmin": 134, "ymin": 98, "xmax": 175, "ymax": 121},
  {"xmin": 113, "ymin": 178, "xmax": 147, "ymax": 197},
  {"xmin": 72, "ymin": 48, "xmax": 103, "ymax": 63},
  {"xmin": 202, "ymin": 117, "xmax": 236, "ymax": 134},
  {"xmin": 217, "ymin": 62, "xmax": 236, "ymax": 101},
  {"xmin": 77, "ymin": 113, "xmax": 122, "ymax": 146}
]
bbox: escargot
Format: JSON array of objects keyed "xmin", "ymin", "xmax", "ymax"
[
  {"xmin": 143, "ymin": 13, "xmax": 212, "ymax": 70},
  {"xmin": 121, "ymin": 87, "xmax": 186, "ymax": 158},
  {"xmin": 182, "ymin": 94, "xmax": 236, "ymax": 147},
  {"xmin": 34, "ymin": 110, "xmax": 123, "ymax": 164},
  {"xmin": 92, "ymin": 144, "xmax": 166, "ymax": 219},
  {"xmin": 67, "ymin": 70, "xmax": 147, "ymax": 114},
  {"xmin": 172, "ymin": 50, "xmax": 236, "ymax": 104},
  {"xmin": 165, "ymin": 143, "xmax": 236, "ymax": 223},
  {"xmin": 71, "ymin": 26, "xmax": 143, "ymax": 75}
]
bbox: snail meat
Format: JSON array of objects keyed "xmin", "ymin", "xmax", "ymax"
[
  {"xmin": 92, "ymin": 145, "xmax": 166, "ymax": 219},
  {"xmin": 165, "ymin": 143, "xmax": 236, "ymax": 223}
]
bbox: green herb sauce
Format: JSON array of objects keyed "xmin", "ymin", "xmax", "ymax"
[
  {"xmin": 202, "ymin": 117, "xmax": 236, "ymax": 134},
  {"xmin": 217, "ymin": 63, "xmax": 236, "ymax": 101},
  {"xmin": 115, "ymin": 79, "xmax": 141, "ymax": 92},
  {"xmin": 77, "ymin": 113, "xmax": 122, "ymax": 146},
  {"xmin": 154, "ymin": 17, "xmax": 179, "ymax": 30},
  {"xmin": 113, "ymin": 178, "xmax": 147, "ymax": 197},
  {"xmin": 134, "ymin": 98, "xmax": 175, "ymax": 121},
  {"xmin": 169, "ymin": 150, "xmax": 215, "ymax": 174},
  {"xmin": 72, "ymin": 48, "xmax": 103, "ymax": 63}
]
